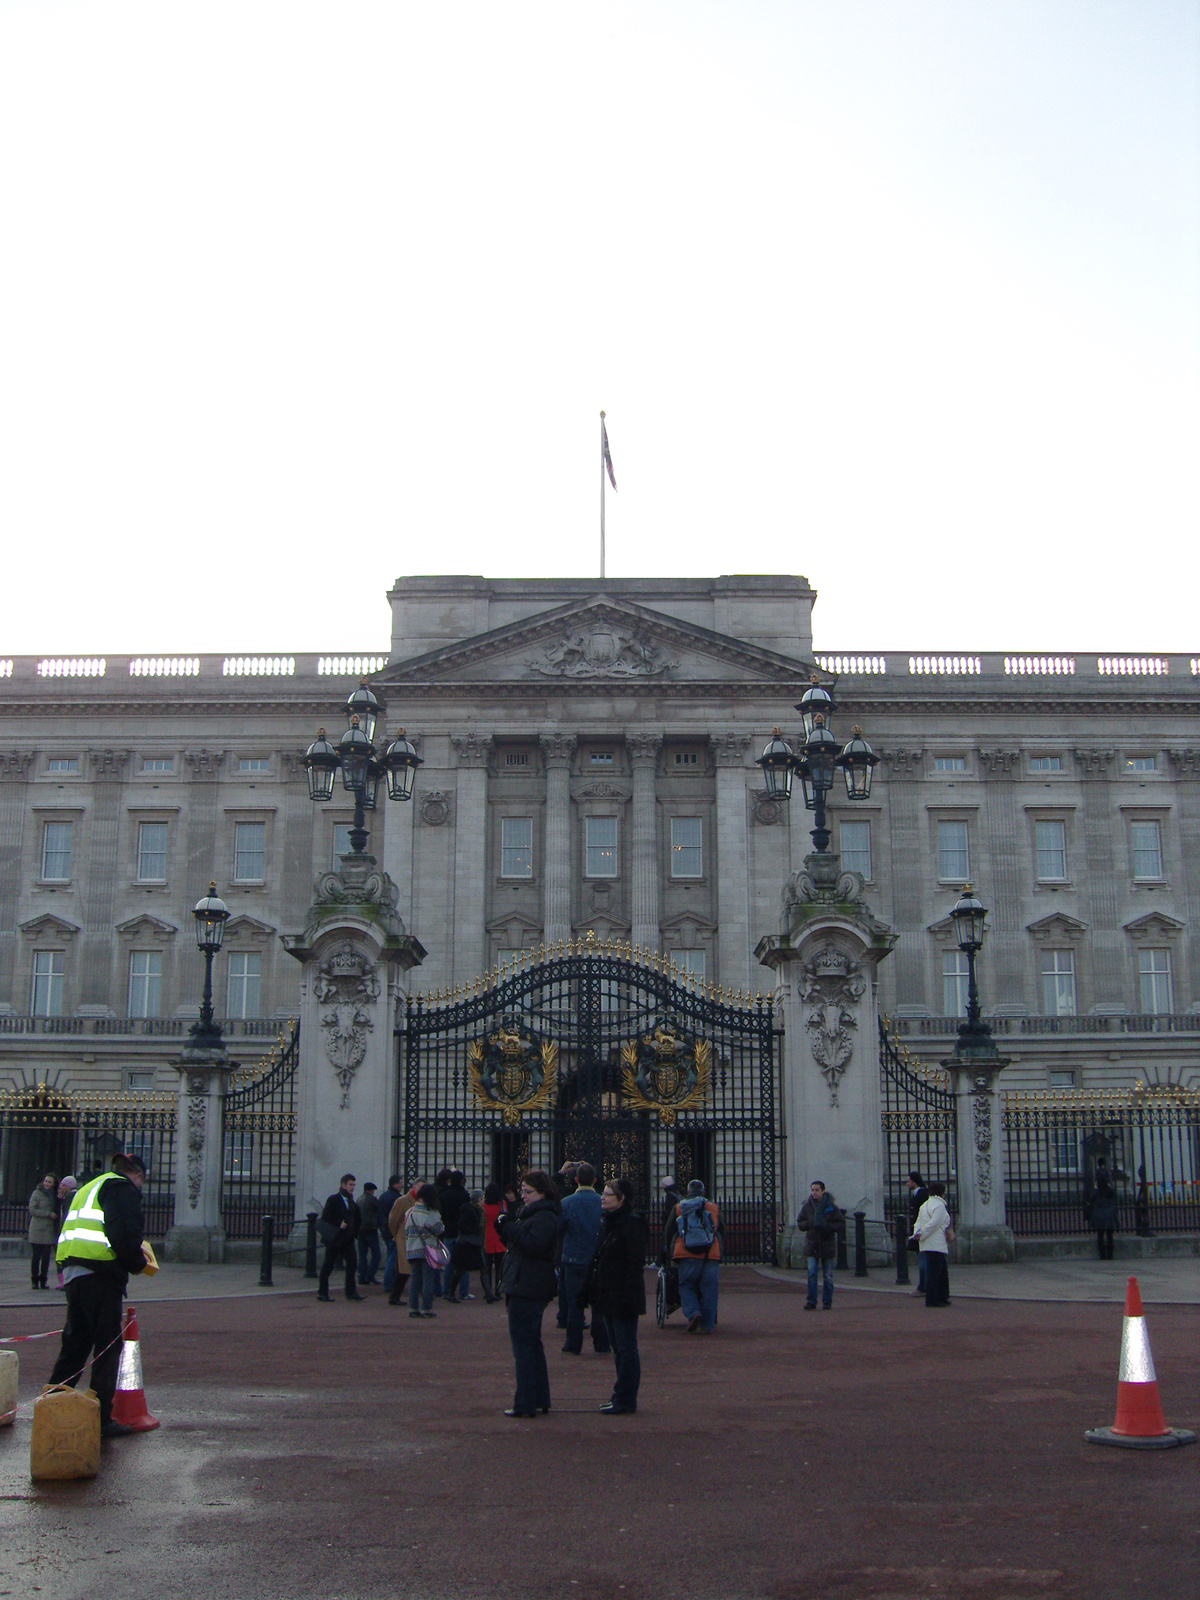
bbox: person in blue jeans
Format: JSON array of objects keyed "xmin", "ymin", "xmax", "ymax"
[
  {"xmin": 558, "ymin": 1162, "xmax": 611, "ymax": 1355},
  {"xmin": 404, "ymin": 1184, "xmax": 444, "ymax": 1318},
  {"xmin": 797, "ymin": 1180, "xmax": 845, "ymax": 1310},
  {"xmin": 668, "ymin": 1180, "xmax": 721, "ymax": 1333}
]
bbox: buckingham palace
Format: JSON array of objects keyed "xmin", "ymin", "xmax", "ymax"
[{"xmin": 1, "ymin": 572, "xmax": 1197, "ymax": 1256}]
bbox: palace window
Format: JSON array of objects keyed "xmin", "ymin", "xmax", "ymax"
[
  {"xmin": 677, "ymin": 949, "xmax": 706, "ymax": 980},
  {"xmin": 1029, "ymin": 756, "xmax": 1062, "ymax": 772},
  {"xmin": 1138, "ymin": 949, "xmax": 1173, "ymax": 1015},
  {"xmin": 136, "ymin": 821, "xmax": 169, "ymax": 882},
  {"xmin": 934, "ymin": 756, "xmax": 966, "ymax": 772},
  {"xmin": 1040, "ymin": 949, "xmax": 1076, "ymax": 1015},
  {"xmin": 1035, "ymin": 820, "xmax": 1067, "ymax": 881},
  {"xmin": 674, "ymin": 751, "xmax": 699, "ymax": 766},
  {"xmin": 942, "ymin": 951, "xmax": 970, "ymax": 1017},
  {"xmin": 141, "ymin": 757, "xmax": 174, "ymax": 774},
  {"xmin": 585, "ymin": 816, "xmax": 618, "ymax": 877},
  {"xmin": 332, "ymin": 823, "xmax": 354, "ymax": 865},
  {"xmin": 1125, "ymin": 756, "xmax": 1157, "ymax": 773},
  {"xmin": 670, "ymin": 817, "xmax": 702, "ymax": 878},
  {"xmin": 47, "ymin": 757, "xmax": 79, "ymax": 773},
  {"xmin": 501, "ymin": 817, "xmax": 534, "ymax": 878},
  {"xmin": 227, "ymin": 952, "xmax": 262, "ymax": 1019},
  {"xmin": 937, "ymin": 820, "xmax": 969, "ymax": 881},
  {"xmin": 41, "ymin": 821, "xmax": 72, "ymax": 881},
  {"xmin": 237, "ymin": 757, "xmax": 270, "ymax": 773},
  {"xmin": 128, "ymin": 951, "xmax": 162, "ymax": 1018},
  {"xmin": 234, "ymin": 821, "xmax": 266, "ymax": 882},
  {"xmin": 31, "ymin": 951, "xmax": 64, "ymax": 1017},
  {"xmin": 1130, "ymin": 820, "xmax": 1163, "ymax": 880},
  {"xmin": 838, "ymin": 820, "xmax": 871, "ymax": 879}
]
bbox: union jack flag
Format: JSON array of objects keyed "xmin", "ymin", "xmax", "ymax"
[{"xmin": 602, "ymin": 417, "xmax": 617, "ymax": 491}]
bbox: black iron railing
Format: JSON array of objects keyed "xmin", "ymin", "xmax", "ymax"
[
  {"xmin": 879, "ymin": 1018, "xmax": 957, "ymax": 1225},
  {"xmin": 220, "ymin": 1023, "xmax": 299, "ymax": 1240}
]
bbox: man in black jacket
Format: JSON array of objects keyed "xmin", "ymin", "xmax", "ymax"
[
  {"xmin": 580, "ymin": 1177, "xmax": 649, "ymax": 1414},
  {"xmin": 318, "ymin": 1174, "xmax": 363, "ymax": 1302},
  {"xmin": 47, "ymin": 1151, "xmax": 148, "ymax": 1438},
  {"xmin": 906, "ymin": 1172, "xmax": 930, "ymax": 1298}
]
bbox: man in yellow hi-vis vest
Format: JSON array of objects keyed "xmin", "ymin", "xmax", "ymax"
[{"xmin": 47, "ymin": 1151, "xmax": 149, "ymax": 1438}]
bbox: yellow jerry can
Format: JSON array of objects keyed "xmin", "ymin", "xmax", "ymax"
[
  {"xmin": 30, "ymin": 1384, "xmax": 101, "ymax": 1481},
  {"xmin": 0, "ymin": 1349, "xmax": 16, "ymax": 1425}
]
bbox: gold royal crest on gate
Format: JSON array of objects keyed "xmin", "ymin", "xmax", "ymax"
[
  {"xmin": 468, "ymin": 1018, "xmax": 559, "ymax": 1126},
  {"xmin": 620, "ymin": 1022, "xmax": 711, "ymax": 1125}
]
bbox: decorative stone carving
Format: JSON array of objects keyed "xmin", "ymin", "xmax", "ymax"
[
  {"xmin": 314, "ymin": 942, "xmax": 380, "ymax": 1109},
  {"xmin": 799, "ymin": 945, "xmax": 867, "ymax": 1106},
  {"xmin": 881, "ymin": 749, "xmax": 924, "ymax": 777},
  {"xmin": 979, "ymin": 749, "xmax": 1020, "ymax": 778},
  {"xmin": 710, "ymin": 732, "xmax": 752, "ymax": 767},
  {"xmin": 781, "ymin": 853, "xmax": 891, "ymax": 930},
  {"xmin": 538, "ymin": 733, "xmax": 577, "ymax": 765},
  {"xmin": 451, "ymin": 733, "xmax": 491, "ymax": 767},
  {"xmin": 576, "ymin": 781, "xmax": 631, "ymax": 801},
  {"xmin": 313, "ymin": 855, "xmax": 400, "ymax": 914},
  {"xmin": 526, "ymin": 625, "xmax": 673, "ymax": 679},
  {"xmin": 1167, "ymin": 749, "xmax": 1200, "ymax": 777},
  {"xmin": 89, "ymin": 750, "xmax": 130, "ymax": 777},
  {"xmin": 185, "ymin": 1093, "xmax": 206, "ymax": 1209},
  {"xmin": 970, "ymin": 1077, "xmax": 993, "ymax": 1206},
  {"xmin": 624, "ymin": 731, "xmax": 663, "ymax": 764},
  {"xmin": 0, "ymin": 752, "xmax": 35, "ymax": 780},
  {"xmin": 1074, "ymin": 749, "xmax": 1115, "ymax": 779},
  {"xmin": 751, "ymin": 788, "xmax": 783, "ymax": 826},
  {"xmin": 185, "ymin": 750, "xmax": 225, "ymax": 779},
  {"xmin": 280, "ymin": 751, "xmax": 307, "ymax": 779},
  {"xmin": 419, "ymin": 789, "xmax": 453, "ymax": 826}
]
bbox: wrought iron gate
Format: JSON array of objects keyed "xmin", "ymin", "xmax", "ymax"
[
  {"xmin": 880, "ymin": 1018, "xmax": 957, "ymax": 1224},
  {"xmin": 401, "ymin": 938, "xmax": 780, "ymax": 1263},
  {"xmin": 221, "ymin": 1023, "xmax": 299, "ymax": 1239}
]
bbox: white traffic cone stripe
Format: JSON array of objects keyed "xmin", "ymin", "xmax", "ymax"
[
  {"xmin": 1117, "ymin": 1315, "xmax": 1157, "ymax": 1385},
  {"xmin": 116, "ymin": 1337, "xmax": 144, "ymax": 1392}
]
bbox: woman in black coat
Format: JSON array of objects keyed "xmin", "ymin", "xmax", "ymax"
[
  {"xmin": 1087, "ymin": 1157, "xmax": 1119, "ymax": 1260},
  {"xmin": 580, "ymin": 1177, "xmax": 649, "ymax": 1415},
  {"xmin": 495, "ymin": 1169, "xmax": 560, "ymax": 1418}
]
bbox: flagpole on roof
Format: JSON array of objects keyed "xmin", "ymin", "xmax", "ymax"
[{"xmin": 600, "ymin": 411, "xmax": 617, "ymax": 579}]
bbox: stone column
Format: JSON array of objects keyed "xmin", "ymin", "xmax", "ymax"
[
  {"xmin": 712, "ymin": 733, "xmax": 753, "ymax": 996},
  {"xmin": 880, "ymin": 748, "xmax": 927, "ymax": 1012},
  {"xmin": 1168, "ymin": 749, "xmax": 1200, "ymax": 997},
  {"xmin": 1075, "ymin": 749, "xmax": 1123, "ymax": 1008},
  {"xmin": 540, "ymin": 734, "xmax": 576, "ymax": 947},
  {"xmin": 757, "ymin": 853, "xmax": 897, "ymax": 1265},
  {"xmin": 163, "ymin": 1037, "xmax": 236, "ymax": 1263},
  {"xmin": 626, "ymin": 731, "xmax": 663, "ymax": 952},
  {"xmin": 80, "ymin": 749, "xmax": 129, "ymax": 1010},
  {"xmin": 450, "ymin": 734, "xmax": 491, "ymax": 983},
  {"xmin": 942, "ymin": 1038, "xmax": 1015, "ymax": 1263},
  {"xmin": 283, "ymin": 853, "xmax": 425, "ymax": 1253},
  {"xmin": 0, "ymin": 753, "xmax": 34, "ymax": 999},
  {"xmin": 979, "ymin": 749, "xmax": 1025, "ymax": 1007}
]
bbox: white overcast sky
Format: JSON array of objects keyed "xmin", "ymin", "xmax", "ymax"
[{"xmin": 1, "ymin": 1, "xmax": 1197, "ymax": 656}]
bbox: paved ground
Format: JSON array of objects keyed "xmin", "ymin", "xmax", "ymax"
[{"xmin": 0, "ymin": 1268, "xmax": 1196, "ymax": 1600}]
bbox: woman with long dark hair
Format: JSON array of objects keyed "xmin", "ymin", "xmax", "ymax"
[
  {"xmin": 579, "ymin": 1176, "xmax": 649, "ymax": 1414},
  {"xmin": 482, "ymin": 1181, "xmax": 506, "ymax": 1303},
  {"xmin": 495, "ymin": 1169, "xmax": 560, "ymax": 1417}
]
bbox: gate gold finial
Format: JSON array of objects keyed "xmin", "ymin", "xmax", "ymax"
[{"xmin": 586, "ymin": 928, "xmax": 597, "ymax": 948}]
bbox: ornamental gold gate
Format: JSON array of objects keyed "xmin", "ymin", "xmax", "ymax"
[{"xmin": 399, "ymin": 937, "xmax": 781, "ymax": 1263}]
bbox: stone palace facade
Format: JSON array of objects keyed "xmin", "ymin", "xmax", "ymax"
[{"xmin": 1, "ymin": 573, "xmax": 1197, "ymax": 1108}]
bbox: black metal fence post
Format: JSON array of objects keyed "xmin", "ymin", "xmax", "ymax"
[
  {"xmin": 854, "ymin": 1211, "xmax": 867, "ymax": 1277},
  {"xmin": 894, "ymin": 1214, "xmax": 910, "ymax": 1285},
  {"xmin": 259, "ymin": 1215, "xmax": 274, "ymax": 1286},
  {"xmin": 304, "ymin": 1211, "xmax": 319, "ymax": 1278}
]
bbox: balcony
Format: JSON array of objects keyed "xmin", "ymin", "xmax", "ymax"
[
  {"xmin": 890, "ymin": 1014, "xmax": 1200, "ymax": 1039},
  {"xmin": 0, "ymin": 1016, "xmax": 285, "ymax": 1038}
]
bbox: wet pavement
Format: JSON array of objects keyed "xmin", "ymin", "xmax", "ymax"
[{"xmin": 0, "ymin": 1269, "xmax": 1196, "ymax": 1600}]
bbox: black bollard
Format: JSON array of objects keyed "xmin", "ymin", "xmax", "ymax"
[
  {"xmin": 304, "ymin": 1210, "xmax": 319, "ymax": 1278},
  {"xmin": 854, "ymin": 1211, "xmax": 867, "ymax": 1277},
  {"xmin": 894, "ymin": 1213, "xmax": 910, "ymax": 1285},
  {"xmin": 836, "ymin": 1230, "xmax": 848, "ymax": 1271},
  {"xmin": 259, "ymin": 1215, "xmax": 275, "ymax": 1286}
]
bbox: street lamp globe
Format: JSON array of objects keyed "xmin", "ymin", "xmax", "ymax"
[
  {"xmin": 797, "ymin": 679, "xmax": 834, "ymax": 739},
  {"xmin": 383, "ymin": 730, "xmax": 423, "ymax": 802},
  {"xmin": 800, "ymin": 717, "xmax": 839, "ymax": 809},
  {"xmin": 303, "ymin": 729, "xmax": 339, "ymax": 802},
  {"xmin": 950, "ymin": 884, "xmax": 988, "ymax": 953},
  {"xmin": 192, "ymin": 882, "xmax": 230, "ymax": 953},
  {"xmin": 338, "ymin": 716, "xmax": 372, "ymax": 793},
  {"xmin": 756, "ymin": 728, "xmax": 795, "ymax": 803},
  {"xmin": 838, "ymin": 726, "xmax": 879, "ymax": 800},
  {"xmin": 345, "ymin": 680, "xmax": 381, "ymax": 744}
]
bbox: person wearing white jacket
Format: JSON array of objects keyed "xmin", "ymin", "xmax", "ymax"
[{"xmin": 910, "ymin": 1181, "xmax": 953, "ymax": 1308}]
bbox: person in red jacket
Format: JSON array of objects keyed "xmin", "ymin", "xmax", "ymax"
[{"xmin": 669, "ymin": 1179, "xmax": 721, "ymax": 1333}]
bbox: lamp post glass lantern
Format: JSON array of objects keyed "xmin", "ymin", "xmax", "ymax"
[
  {"xmin": 191, "ymin": 882, "xmax": 230, "ymax": 1043},
  {"xmin": 304, "ymin": 679, "xmax": 422, "ymax": 856},
  {"xmin": 757, "ymin": 677, "xmax": 878, "ymax": 858},
  {"xmin": 950, "ymin": 883, "xmax": 991, "ymax": 1038}
]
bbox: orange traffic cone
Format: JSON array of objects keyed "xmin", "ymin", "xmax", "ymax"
[
  {"xmin": 109, "ymin": 1307, "xmax": 160, "ymax": 1432},
  {"xmin": 1086, "ymin": 1277, "xmax": 1195, "ymax": 1450}
]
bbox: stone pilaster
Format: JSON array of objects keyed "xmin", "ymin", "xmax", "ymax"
[
  {"xmin": 450, "ymin": 734, "xmax": 491, "ymax": 983},
  {"xmin": 283, "ymin": 852, "xmax": 425, "ymax": 1250},
  {"xmin": 880, "ymin": 749, "xmax": 926, "ymax": 1012},
  {"xmin": 712, "ymin": 732, "xmax": 753, "ymax": 996},
  {"xmin": 163, "ymin": 1039, "xmax": 235, "ymax": 1263},
  {"xmin": 942, "ymin": 1037, "xmax": 1015, "ymax": 1263},
  {"xmin": 979, "ymin": 749, "xmax": 1024, "ymax": 1009},
  {"xmin": 539, "ymin": 734, "xmax": 576, "ymax": 947},
  {"xmin": 1168, "ymin": 750, "xmax": 1200, "ymax": 999},
  {"xmin": 0, "ymin": 753, "xmax": 35, "ymax": 1001},
  {"xmin": 625, "ymin": 731, "xmax": 662, "ymax": 951},
  {"xmin": 757, "ymin": 852, "xmax": 897, "ymax": 1263},
  {"xmin": 80, "ymin": 750, "xmax": 129, "ymax": 1009},
  {"xmin": 1075, "ymin": 749, "xmax": 1123, "ymax": 1009}
]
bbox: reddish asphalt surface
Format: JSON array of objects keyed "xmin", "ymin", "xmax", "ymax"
[{"xmin": 0, "ymin": 1269, "xmax": 1196, "ymax": 1600}]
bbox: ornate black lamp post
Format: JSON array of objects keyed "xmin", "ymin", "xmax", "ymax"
[
  {"xmin": 756, "ymin": 678, "xmax": 879, "ymax": 855},
  {"xmin": 949, "ymin": 883, "xmax": 992, "ymax": 1046},
  {"xmin": 190, "ymin": 882, "xmax": 230, "ymax": 1045},
  {"xmin": 304, "ymin": 680, "xmax": 422, "ymax": 855}
]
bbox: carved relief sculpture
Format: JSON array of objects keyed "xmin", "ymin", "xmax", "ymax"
[
  {"xmin": 620, "ymin": 1021, "xmax": 711, "ymax": 1126},
  {"xmin": 468, "ymin": 1018, "xmax": 559, "ymax": 1125},
  {"xmin": 800, "ymin": 946, "xmax": 867, "ymax": 1106},
  {"xmin": 527, "ymin": 626, "xmax": 673, "ymax": 678},
  {"xmin": 971, "ymin": 1075, "xmax": 993, "ymax": 1205},
  {"xmin": 185, "ymin": 1093, "xmax": 206, "ymax": 1209},
  {"xmin": 313, "ymin": 943, "xmax": 381, "ymax": 1110},
  {"xmin": 419, "ymin": 789, "xmax": 452, "ymax": 826}
]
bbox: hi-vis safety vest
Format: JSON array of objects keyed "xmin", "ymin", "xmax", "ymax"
[{"xmin": 55, "ymin": 1171, "xmax": 120, "ymax": 1264}]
